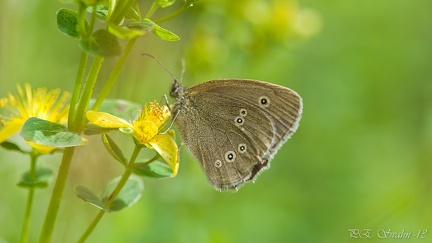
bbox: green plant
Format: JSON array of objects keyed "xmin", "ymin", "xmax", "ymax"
[{"xmin": 0, "ymin": 0, "xmax": 197, "ymax": 242}]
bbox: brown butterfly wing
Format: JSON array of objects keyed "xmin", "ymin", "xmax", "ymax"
[{"xmin": 173, "ymin": 79, "xmax": 302, "ymax": 190}]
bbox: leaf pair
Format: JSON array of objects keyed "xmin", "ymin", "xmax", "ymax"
[
  {"xmin": 75, "ymin": 176, "xmax": 143, "ymax": 212},
  {"xmin": 17, "ymin": 167, "xmax": 54, "ymax": 188},
  {"xmin": 56, "ymin": 8, "xmax": 180, "ymax": 57},
  {"xmin": 103, "ymin": 133, "xmax": 174, "ymax": 178},
  {"xmin": 75, "ymin": 159, "xmax": 173, "ymax": 211}
]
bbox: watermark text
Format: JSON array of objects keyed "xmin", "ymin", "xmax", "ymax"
[{"xmin": 348, "ymin": 229, "xmax": 428, "ymax": 239}]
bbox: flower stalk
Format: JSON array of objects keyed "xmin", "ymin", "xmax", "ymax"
[
  {"xmin": 91, "ymin": 37, "xmax": 138, "ymax": 112},
  {"xmin": 77, "ymin": 145, "xmax": 142, "ymax": 243},
  {"xmin": 20, "ymin": 152, "xmax": 38, "ymax": 243},
  {"xmin": 38, "ymin": 147, "xmax": 75, "ymax": 243}
]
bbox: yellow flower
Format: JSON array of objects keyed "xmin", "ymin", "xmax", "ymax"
[
  {"xmin": 86, "ymin": 101, "xmax": 179, "ymax": 176},
  {"xmin": 0, "ymin": 84, "xmax": 70, "ymax": 153}
]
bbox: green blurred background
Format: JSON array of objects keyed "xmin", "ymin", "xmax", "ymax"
[{"xmin": 1, "ymin": 0, "xmax": 432, "ymax": 242}]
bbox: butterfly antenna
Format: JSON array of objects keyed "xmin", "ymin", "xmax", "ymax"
[
  {"xmin": 180, "ymin": 58, "xmax": 186, "ymax": 83},
  {"xmin": 142, "ymin": 53, "xmax": 179, "ymax": 82}
]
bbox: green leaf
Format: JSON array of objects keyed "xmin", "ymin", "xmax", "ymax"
[
  {"xmin": 157, "ymin": 0, "xmax": 176, "ymax": 8},
  {"xmin": 102, "ymin": 176, "xmax": 143, "ymax": 211},
  {"xmin": 108, "ymin": 19, "xmax": 157, "ymax": 38},
  {"xmin": 127, "ymin": 21, "xmax": 154, "ymax": 34},
  {"xmin": 0, "ymin": 141, "xmax": 27, "ymax": 154},
  {"xmin": 17, "ymin": 167, "xmax": 53, "ymax": 188},
  {"xmin": 20, "ymin": 117, "xmax": 84, "ymax": 147},
  {"xmin": 143, "ymin": 18, "xmax": 180, "ymax": 41},
  {"xmin": 107, "ymin": 23, "xmax": 148, "ymax": 39},
  {"xmin": 102, "ymin": 134, "xmax": 127, "ymax": 166},
  {"xmin": 75, "ymin": 185, "xmax": 109, "ymax": 211},
  {"xmin": 133, "ymin": 161, "xmax": 173, "ymax": 178},
  {"xmin": 80, "ymin": 29, "xmax": 122, "ymax": 57},
  {"xmin": 56, "ymin": 8, "xmax": 79, "ymax": 38},
  {"xmin": 87, "ymin": 4, "xmax": 109, "ymax": 21}
]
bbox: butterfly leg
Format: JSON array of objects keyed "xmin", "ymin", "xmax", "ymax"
[{"xmin": 159, "ymin": 110, "xmax": 180, "ymax": 135}]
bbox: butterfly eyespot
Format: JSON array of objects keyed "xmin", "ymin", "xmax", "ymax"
[
  {"xmin": 258, "ymin": 96, "xmax": 270, "ymax": 107},
  {"xmin": 238, "ymin": 143, "xmax": 247, "ymax": 154},
  {"xmin": 214, "ymin": 160, "xmax": 222, "ymax": 168},
  {"xmin": 239, "ymin": 108, "xmax": 247, "ymax": 116},
  {"xmin": 225, "ymin": 151, "xmax": 236, "ymax": 163},
  {"xmin": 234, "ymin": 116, "xmax": 244, "ymax": 126}
]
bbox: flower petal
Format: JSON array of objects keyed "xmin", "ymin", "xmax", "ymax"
[
  {"xmin": 86, "ymin": 110, "xmax": 132, "ymax": 128},
  {"xmin": 148, "ymin": 133, "xmax": 179, "ymax": 177},
  {"xmin": 25, "ymin": 141, "xmax": 56, "ymax": 154},
  {"xmin": 0, "ymin": 118, "xmax": 25, "ymax": 143}
]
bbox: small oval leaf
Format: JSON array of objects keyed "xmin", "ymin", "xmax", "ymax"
[
  {"xmin": 102, "ymin": 176, "xmax": 143, "ymax": 212},
  {"xmin": 108, "ymin": 24, "xmax": 148, "ymax": 39},
  {"xmin": 75, "ymin": 185, "xmax": 110, "ymax": 211},
  {"xmin": 102, "ymin": 134, "xmax": 127, "ymax": 166},
  {"xmin": 0, "ymin": 141, "xmax": 27, "ymax": 154},
  {"xmin": 20, "ymin": 117, "xmax": 84, "ymax": 147},
  {"xmin": 87, "ymin": 5, "xmax": 109, "ymax": 21},
  {"xmin": 143, "ymin": 18, "xmax": 180, "ymax": 41},
  {"xmin": 17, "ymin": 167, "xmax": 54, "ymax": 188},
  {"xmin": 133, "ymin": 161, "xmax": 173, "ymax": 178},
  {"xmin": 57, "ymin": 8, "xmax": 79, "ymax": 38},
  {"xmin": 80, "ymin": 29, "xmax": 122, "ymax": 57}
]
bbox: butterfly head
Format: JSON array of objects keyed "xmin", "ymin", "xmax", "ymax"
[{"xmin": 170, "ymin": 79, "xmax": 186, "ymax": 99}]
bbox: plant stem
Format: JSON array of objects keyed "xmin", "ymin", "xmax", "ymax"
[
  {"xmin": 154, "ymin": 5, "xmax": 187, "ymax": 23},
  {"xmin": 91, "ymin": 38, "xmax": 137, "ymax": 111},
  {"xmin": 20, "ymin": 153, "xmax": 38, "ymax": 243},
  {"xmin": 106, "ymin": 145, "xmax": 141, "ymax": 203},
  {"xmin": 74, "ymin": 57, "xmax": 104, "ymax": 132},
  {"xmin": 38, "ymin": 147, "xmax": 75, "ymax": 243},
  {"xmin": 145, "ymin": 1, "xmax": 158, "ymax": 19},
  {"xmin": 69, "ymin": 52, "xmax": 88, "ymax": 130},
  {"xmin": 39, "ymin": 57, "xmax": 101, "ymax": 243},
  {"xmin": 77, "ymin": 210, "xmax": 104, "ymax": 243},
  {"xmin": 77, "ymin": 145, "xmax": 142, "ymax": 242}
]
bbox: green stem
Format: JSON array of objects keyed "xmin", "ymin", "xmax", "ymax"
[
  {"xmin": 154, "ymin": 5, "xmax": 188, "ymax": 23},
  {"xmin": 69, "ymin": 52, "xmax": 88, "ymax": 130},
  {"xmin": 88, "ymin": 4, "xmax": 97, "ymax": 35},
  {"xmin": 135, "ymin": 2, "xmax": 143, "ymax": 19},
  {"xmin": 77, "ymin": 3, "xmax": 89, "ymax": 38},
  {"xmin": 91, "ymin": 38, "xmax": 137, "ymax": 111},
  {"xmin": 77, "ymin": 210, "xmax": 104, "ymax": 243},
  {"xmin": 106, "ymin": 145, "xmax": 141, "ymax": 204},
  {"xmin": 74, "ymin": 57, "xmax": 104, "ymax": 132},
  {"xmin": 38, "ymin": 147, "xmax": 75, "ymax": 243},
  {"xmin": 20, "ymin": 153, "xmax": 38, "ymax": 243},
  {"xmin": 77, "ymin": 145, "xmax": 142, "ymax": 242},
  {"xmin": 132, "ymin": 153, "xmax": 160, "ymax": 170},
  {"xmin": 145, "ymin": 1, "xmax": 158, "ymax": 19}
]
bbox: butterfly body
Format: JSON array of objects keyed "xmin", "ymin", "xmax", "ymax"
[{"xmin": 171, "ymin": 79, "xmax": 302, "ymax": 190}]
